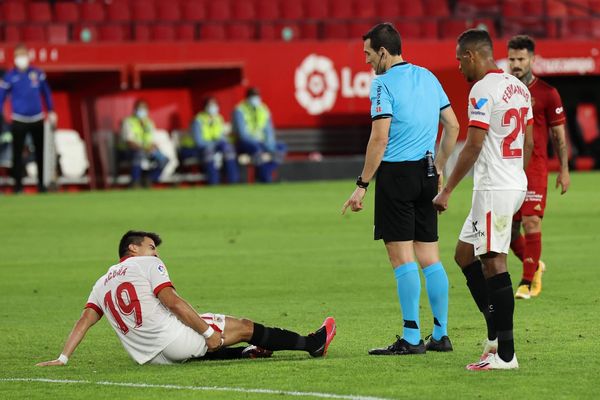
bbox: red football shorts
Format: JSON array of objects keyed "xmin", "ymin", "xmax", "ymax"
[{"xmin": 513, "ymin": 186, "xmax": 547, "ymax": 220}]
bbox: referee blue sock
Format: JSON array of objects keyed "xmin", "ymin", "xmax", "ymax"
[
  {"xmin": 394, "ymin": 262, "xmax": 421, "ymax": 345},
  {"xmin": 423, "ymin": 262, "xmax": 449, "ymax": 341}
]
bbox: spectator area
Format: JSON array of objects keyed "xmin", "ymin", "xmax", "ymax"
[{"xmin": 0, "ymin": 0, "xmax": 599, "ymax": 43}]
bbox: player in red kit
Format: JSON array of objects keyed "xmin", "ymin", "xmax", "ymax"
[{"xmin": 507, "ymin": 35, "xmax": 570, "ymax": 300}]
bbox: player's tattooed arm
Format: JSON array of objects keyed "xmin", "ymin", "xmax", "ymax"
[{"xmin": 550, "ymin": 124, "xmax": 570, "ymax": 194}]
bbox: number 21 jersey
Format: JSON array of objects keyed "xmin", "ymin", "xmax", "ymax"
[
  {"xmin": 85, "ymin": 256, "xmax": 186, "ymax": 364},
  {"xmin": 467, "ymin": 70, "xmax": 533, "ymax": 191}
]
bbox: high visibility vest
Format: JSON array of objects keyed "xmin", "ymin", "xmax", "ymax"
[
  {"xmin": 236, "ymin": 101, "xmax": 270, "ymax": 142},
  {"xmin": 124, "ymin": 116, "xmax": 154, "ymax": 148},
  {"xmin": 181, "ymin": 112, "xmax": 225, "ymax": 148},
  {"xmin": 197, "ymin": 112, "xmax": 224, "ymax": 142}
]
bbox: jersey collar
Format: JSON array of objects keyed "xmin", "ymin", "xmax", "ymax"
[
  {"xmin": 119, "ymin": 256, "xmax": 132, "ymax": 262},
  {"xmin": 485, "ymin": 69, "xmax": 504, "ymax": 76},
  {"xmin": 390, "ymin": 62, "xmax": 408, "ymax": 69}
]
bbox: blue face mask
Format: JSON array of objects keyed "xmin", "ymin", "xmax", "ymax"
[
  {"xmin": 136, "ymin": 108, "xmax": 148, "ymax": 119},
  {"xmin": 248, "ymin": 96, "xmax": 261, "ymax": 107},
  {"xmin": 206, "ymin": 104, "xmax": 219, "ymax": 116}
]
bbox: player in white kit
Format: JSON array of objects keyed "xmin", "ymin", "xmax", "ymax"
[
  {"xmin": 433, "ymin": 30, "xmax": 533, "ymax": 370},
  {"xmin": 37, "ymin": 231, "xmax": 336, "ymax": 366}
]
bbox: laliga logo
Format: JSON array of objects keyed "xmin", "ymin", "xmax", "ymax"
[{"xmin": 295, "ymin": 54, "xmax": 372, "ymax": 115}]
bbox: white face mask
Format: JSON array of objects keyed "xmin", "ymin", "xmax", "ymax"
[
  {"xmin": 248, "ymin": 95, "xmax": 261, "ymax": 107},
  {"xmin": 206, "ymin": 104, "xmax": 219, "ymax": 116},
  {"xmin": 14, "ymin": 55, "xmax": 29, "ymax": 70},
  {"xmin": 136, "ymin": 108, "xmax": 148, "ymax": 119}
]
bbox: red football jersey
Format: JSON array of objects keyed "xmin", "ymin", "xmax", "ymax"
[{"xmin": 526, "ymin": 77, "xmax": 566, "ymax": 183}]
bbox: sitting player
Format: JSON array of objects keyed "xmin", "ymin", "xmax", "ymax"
[{"xmin": 36, "ymin": 230, "xmax": 336, "ymax": 366}]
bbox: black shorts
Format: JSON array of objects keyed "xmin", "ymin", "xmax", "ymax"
[{"xmin": 374, "ymin": 160, "xmax": 438, "ymax": 242}]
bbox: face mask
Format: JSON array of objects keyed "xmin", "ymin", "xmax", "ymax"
[
  {"xmin": 206, "ymin": 104, "xmax": 219, "ymax": 116},
  {"xmin": 248, "ymin": 96, "xmax": 261, "ymax": 107},
  {"xmin": 14, "ymin": 55, "xmax": 29, "ymax": 70},
  {"xmin": 136, "ymin": 108, "xmax": 148, "ymax": 119}
]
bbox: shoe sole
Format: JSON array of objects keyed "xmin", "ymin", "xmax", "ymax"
[{"xmin": 310, "ymin": 317, "xmax": 336, "ymax": 357}]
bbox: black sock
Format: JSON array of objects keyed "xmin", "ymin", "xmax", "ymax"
[
  {"xmin": 487, "ymin": 272, "xmax": 515, "ymax": 362},
  {"xmin": 519, "ymin": 279, "xmax": 532, "ymax": 288},
  {"xmin": 462, "ymin": 260, "xmax": 496, "ymax": 340},
  {"xmin": 250, "ymin": 323, "xmax": 322, "ymax": 353}
]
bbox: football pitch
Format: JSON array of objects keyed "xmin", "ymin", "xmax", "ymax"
[{"xmin": 1, "ymin": 173, "xmax": 598, "ymax": 400}]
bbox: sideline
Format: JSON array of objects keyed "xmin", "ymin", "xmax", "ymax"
[{"xmin": 0, "ymin": 378, "xmax": 394, "ymax": 400}]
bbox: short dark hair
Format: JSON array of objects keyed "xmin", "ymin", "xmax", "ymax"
[
  {"xmin": 508, "ymin": 35, "xmax": 535, "ymax": 53},
  {"xmin": 246, "ymin": 87, "xmax": 259, "ymax": 98},
  {"xmin": 457, "ymin": 29, "xmax": 493, "ymax": 51},
  {"xmin": 133, "ymin": 99, "xmax": 147, "ymax": 110},
  {"xmin": 362, "ymin": 23, "xmax": 401, "ymax": 56},
  {"xmin": 118, "ymin": 230, "xmax": 162, "ymax": 257}
]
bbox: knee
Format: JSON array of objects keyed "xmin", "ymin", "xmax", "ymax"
[
  {"xmin": 522, "ymin": 217, "xmax": 541, "ymax": 234},
  {"xmin": 454, "ymin": 245, "xmax": 474, "ymax": 268},
  {"xmin": 240, "ymin": 318, "xmax": 254, "ymax": 340}
]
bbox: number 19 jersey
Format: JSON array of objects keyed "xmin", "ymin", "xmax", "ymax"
[
  {"xmin": 85, "ymin": 256, "xmax": 186, "ymax": 364},
  {"xmin": 467, "ymin": 70, "xmax": 533, "ymax": 191}
]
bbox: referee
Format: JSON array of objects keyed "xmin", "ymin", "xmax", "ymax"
[
  {"xmin": 342, "ymin": 23, "xmax": 459, "ymax": 355},
  {"xmin": 0, "ymin": 43, "xmax": 56, "ymax": 193}
]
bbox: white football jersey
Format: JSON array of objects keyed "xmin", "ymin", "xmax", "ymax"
[
  {"xmin": 85, "ymin": 256, "xmax": 186, "ymax": 364},
  {"xmin": 467, "ymin": 70, "xmax": 533, "ymax": 191}
]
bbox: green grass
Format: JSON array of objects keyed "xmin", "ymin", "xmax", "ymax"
[{"xmin": 1, "ymin": 173, "xmax": 599, "ymax": 400}]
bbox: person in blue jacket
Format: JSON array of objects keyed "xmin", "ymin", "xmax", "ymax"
[
  {"xmin": 232, "ymin": 88, "xmax": 286, "ymax": 183},
  {"xmin": 0, "ymin": 43, "xmax": 57, "ymax": 193}
]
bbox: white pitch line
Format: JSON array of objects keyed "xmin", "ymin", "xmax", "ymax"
[{"xmin": 0, "ymin": 378, "xmax": 394, "ymax": 400}]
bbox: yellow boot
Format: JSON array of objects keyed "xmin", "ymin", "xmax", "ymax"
[{"xmin": 530, "ymin": 260, "xmax": 545, "ymax": 297}]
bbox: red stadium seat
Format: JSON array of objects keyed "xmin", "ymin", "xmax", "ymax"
[
  {"xmin": 376, "ymin": 0, "xmax": 401, "ymax": 18},
  {"xmin": 199, "ymin": 24, "xmax": 227, "ymax": 40},
  {"xmin": 47, "ymin": 24, "xmax": 69, "ymax": 44},
  {"xmin": 3, "ymin": 1, "xmax": 26, "ymax": 23},
  {"xmin": 134, "ymin": 24, "xmax": 151, "ymax": 41},
  {"xmin": 329, "ymin": 0, "xmax": 353, "ymax": 19},
  {"xmin": 439, "ymin": 19, "xmax": 469, "ymax": 37},
  {"xmin": 547, "ymin": 0, "xmax": 568, "ymax": 16},
  {"xmin": 400, "ymin": 0, "xmax": 424, "ymax": 18},
  {"xmin": 226, "ymin": 22, "xmax": 256, "ymax": 40},
  {"xmin": 232, "ymin": 0, "xmax": 256, "ymax": 20},
  {"xmin": 181, "ymin": 0, "xmax": 206, "ymax": 21},
  {"xmin": 349, "ymin": 22, "xmax": 374, "ymax": 39},
  {"xmin": 106, "ymin": 1, "xmax": 132, "ymax": 22},
  {"xmin": 132, "ymin": 0, "xmax": 157, "ymax": 22},
  {"xmin": 421, "ymin": 20, "xmax": 439, "ymax": 39},
  {"xmin": 353, "ymin": 0, "xmax": 376, "ymax": 19},
  {"xmin": 151, "ymin": 24, "xmax": 176, "ymax": 41},
  {"xmin": 522, "ymin": 0, "xmax": 544, "ymax": 16},
  {"xmin": 80, "ymin": 2, "xmax": 106, "ymax": 22},
  {"xmin": 568, "ymin": 0, "xmax": 591, "ymax": 16},
  {"xmin": 300, "ymin": 22, "xmax": 320, "ymax": 39},
  {"xmin": 423, "ymin": 0, "xmax": 450, "ymax": 17},
  {"xmin": 98, "ymin": 24, "xmax": 131, "ymax": 42},
  {"xmin": 259, "ymin": 23, "xmax": 301, "ymax": 40},
  {"xmin": 256, "ymin": 0, "xmax": 280, "ymax": 20},
  {"xmin": 258, "ymin": 23, "xmax": 277, "ymax": 40},
  {"xmin": 157, "ymin": 1, "xmax": 182, "ymax": 22},
  {"xmin": 176, "ymin": 24, "xmax": 196, "ymax": 40},
  {"xmin": 592, "ymin": 19, "xmax": 600, "ymax": 37},
  {"xmin": 591, "ymin": 0, "xmax": 600, "ymax": 12},
  {"xmin": 396, "ymin": 21, "xmax": 422, "ymax": 38},
  {"xmin": 501, "ymin": 0, "xmax": 522, "ymax": 18},
  {"xmin": 281, "ymin": 1, "xmax": 304, "ymax": 19},
  {"xmin": 54, "ymin": 2, "xmax": 80, "ymax": 23},
  {"xmin": 305, "ymin": 0, "xmax": 329, "ymax": 19},
  {"xmin": 576, "ymin": 103, "xmax": 600, "ymax": 144},
  {"xmin": 567, "ymin": 18, "xmax": 591, "ymax": 37},
  {"xmin": 22, "ymin": 25, "xmax": 47, "ymax": 42},
  {"xmin": 4, "ymin": 25, "xmax": 21, "ymax": 42},
  {"xmin": 27, "ymin": 2, "xmax": 52, "ymax": 23},
  {"xmin": 323, "ymin": 22, "xmax": 350, "ymax": 39},
  {"xmin": 207, "ymin": 0, "xmax": 231, "ymax": 21}
]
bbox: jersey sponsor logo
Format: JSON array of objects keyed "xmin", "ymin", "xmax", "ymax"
[
  {"xmin": 555, "ymin": 107, "xmax": 563, "ymax": 115},
  {"xmin": 294, "ymin": 54, "xmax": 372, "ymax": 115},
  {"xmin": 157, "ymin": 264, "xmax": 167, "ymax": 276},
  {"xmin": 470, "ymin": 97, "xmax": 488, "ymax": 109}
]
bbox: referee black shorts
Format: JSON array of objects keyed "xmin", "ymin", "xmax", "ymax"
[{"xmin": 374, "ymin": 160, "xmax": 438, "ymax": 243}]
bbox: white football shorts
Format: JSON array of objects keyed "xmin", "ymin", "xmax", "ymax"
[
  {"xmin": 459, "ymin": 190, "xmax": 525, "ymax": 256},
  {"xmin": 148, "ymin": 313, "xmax": 226, "ymax": 365}
]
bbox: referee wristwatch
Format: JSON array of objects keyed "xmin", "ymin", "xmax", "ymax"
[{"xmin": 356, "ymin": 176, "xmax": 369, "ymax": 189}]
